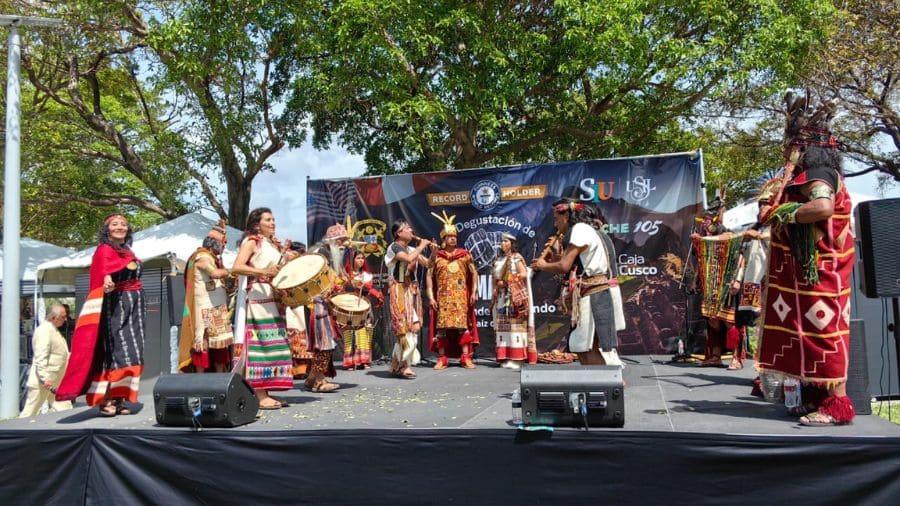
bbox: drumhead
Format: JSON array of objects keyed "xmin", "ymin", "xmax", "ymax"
[
  {"xmin": 272, "ymin": 254, "xmax": 326, "ymax": 288},
  {"xmin": 330, "ymin": 292, "xmax": 371, "ymax": 311}
]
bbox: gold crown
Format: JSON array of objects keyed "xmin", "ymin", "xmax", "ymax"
[{"xmin": 430, "ymin": 210, "xmax": 458, "ymax": 239}]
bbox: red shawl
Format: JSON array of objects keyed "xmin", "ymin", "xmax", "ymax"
[
  {"xmin": 56, "ymin": 244, "xmax": 137, "ymax": 402},
  {"xmin": 757, "ymin": 171, "xmax": 855, "ymax": 386},
  {"xmin": 427, "ymin": 248, "xmax": 480, "ymax": 357}
]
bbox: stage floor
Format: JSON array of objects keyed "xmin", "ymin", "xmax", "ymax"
[{"xmin": 3, "ymin": 355, "xmax": 899, "ymax": 436}]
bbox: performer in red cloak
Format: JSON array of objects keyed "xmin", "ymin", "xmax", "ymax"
[
  {"xmin": 426, "ymin": 210, "xmax": 480, "ymax": 369},
  {"xmin": 756, "ymin": 93, "xmax": 855, "ymax": 426},
  {"xmin": 56, "ymin": 214, "xmax": 145, "ymax": 417}
]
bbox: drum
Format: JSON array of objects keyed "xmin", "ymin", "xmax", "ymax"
[
  {"xmin": 329, "ymin": 293, "xmax": 371, "ymax": 329},
  {"xmin": 272, "ymin": 254, "xmax": 338, "ymax": 307}
]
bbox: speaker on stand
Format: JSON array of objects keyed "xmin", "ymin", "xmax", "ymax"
[{"xmin": 854, "ymin": 198, "xmax": 900, "ymax": 397}]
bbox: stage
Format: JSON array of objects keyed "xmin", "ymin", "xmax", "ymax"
[{"xmin": 2, "ymin": 356, "xmax": 900, "ymax": 504}]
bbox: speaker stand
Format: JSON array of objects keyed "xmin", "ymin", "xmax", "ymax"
[{"xmin": 891, "ymin": 298, "xmax": 900, "ymax": 388}]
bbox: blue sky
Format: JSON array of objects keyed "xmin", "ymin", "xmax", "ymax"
[{"xmin": 253, "ymin": 142, "xmax": 900, "ymax": 244}]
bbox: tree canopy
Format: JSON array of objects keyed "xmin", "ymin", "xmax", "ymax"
[{"xmin": 6, "ymin": 0, "xmax": 897, "ymax": 245}]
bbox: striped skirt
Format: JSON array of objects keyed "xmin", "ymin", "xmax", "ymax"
[
  {"xmin": 244, "ymin": 283, "xmax": 293, "ymax": 391},
  {"xmin": 87, "ymin": 288, "xmax": 145, "ymax": 406}
]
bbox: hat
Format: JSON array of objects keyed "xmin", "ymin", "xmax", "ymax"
[
  {"xmin": 325, "ymin": 223, "xmax": 349, "ymax": 241},
  {"xmin": 207, "ymin": 219, "xmax": 227, "ymax": 243},
  {"xmin": 430, "ymin": 210, "xmax": 458, "ymax": 239},
  {"xmin": 783, "ymin": 91, "xmax": 838, "ymax": 150},
  {"xmin": 500, "ymin": 232, "xmax": 517, "ymax": 242}
]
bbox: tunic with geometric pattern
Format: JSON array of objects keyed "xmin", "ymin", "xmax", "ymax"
[{"xmin": 756, "ymin": 170, "xmax": 855, "ymax": 386}]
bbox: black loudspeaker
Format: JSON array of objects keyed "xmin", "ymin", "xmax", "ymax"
[
  {"xmin": 847, "ymin": 319, "xmax": 872, "ymax": 415},
  {"xmin": 153, "ymin": 373, "xmax": 259, "ymax": 427},
  {"xmin": 855, "ymin": 198, "xmax": 900, "ymax": 298},
  {"xmin": 520, "ymin": 364, "xmax": 624, "ymax": 428}
]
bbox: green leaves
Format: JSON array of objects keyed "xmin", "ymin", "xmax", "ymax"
[{"xmin": 279, "ymin": 0, "xmax": 835, "ymax": 173}]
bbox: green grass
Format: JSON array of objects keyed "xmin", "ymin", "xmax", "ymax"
[{"xmin": 872, "ymin": 401, "xmax": 900, "ymax": 425}]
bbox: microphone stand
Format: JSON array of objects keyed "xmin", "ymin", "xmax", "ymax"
[{"xmin": 671, "ymin": 217, "xmax": 700, "ymax": 364}]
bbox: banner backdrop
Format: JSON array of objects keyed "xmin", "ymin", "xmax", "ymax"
[{"xmin": 308, "ymin": 152, "xmax": 705, "ymax": 356}]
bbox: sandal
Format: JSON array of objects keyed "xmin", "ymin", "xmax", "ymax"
[
  {"xmin": 114, "ymin": 400, "xmax": 132, "ymax": 415},
  {"xmin": 433, "ymin": 356, "xmax": 449, "ymax": 370},
  {"xmin": 98, "ymin": 402, "xmax": 117, "ymax": 417},
  {"xmin": 799, "ymin": 410, "xmax": 850, "ymax": 427},
  {"xmin": 270, "ymin": 396, "xmax": 290, "ymax": 408},
  {"xmin": 698, "ymin": 358, "xmax": 724, "ymax": 368},
  {"xmin": 394, "ymin": 369, "xmax": 416, "ymax": 379},
  {"xmin": 727, "ymin": 360, "xmax": 743, "ymax": 371},
  {"xmin": 788, "ymin": 402, "xmax": 818, "ymax": 417},
  {"xmin": 309, "ymin": 382, "xmax": 340, "ymax": 393},
  {"xmin": 258, "ymin": 399, "xmax": 283, "ymax": 410}
]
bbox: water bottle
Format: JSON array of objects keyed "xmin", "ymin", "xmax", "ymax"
[
  {"xmin": 783, "ymin": 378, "xmax": 801, "ymax": 409},
  {"xmin": 677, "ymin": 339, "xmax": 685, "ymax": 356},
  {"xmin": 511, "ymin": 388, "xmax": 522, "ymax": 426}
]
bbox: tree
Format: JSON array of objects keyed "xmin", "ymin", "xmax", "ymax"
[
  {"xmin": 5, "ymin": 0, "xmax": 308, "ymax": 227},
  {"xmin": 279, "ymin": 0, "xmax": 835, "ymax": 174},
  {"xmin": 801, "ymin": 0, "xmax": 898, "ymax": 182},
  {"xmin": 702, "ymin": 0, "xmax": 898, "ymax": 195}
]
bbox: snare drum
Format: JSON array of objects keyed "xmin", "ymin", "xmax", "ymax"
[
  {"xmin": 329, "ymin": 293, "xmax": 371, "ymax": 329},
  {"xmin": 272, "ymin": 254, "xmax": 338, "ymax": 307}
]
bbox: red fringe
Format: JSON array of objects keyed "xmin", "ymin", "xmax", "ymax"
[
  {"xmin": 819, "ymin": 395, "xmax": 855, "ymax": 423},
  {"xmin": 750, "ymin": 377, "xmax": 763, "ymax": 398},
  {"xmin": 725, "ymin": 325, "xmax": 741, "ymax": 350}
]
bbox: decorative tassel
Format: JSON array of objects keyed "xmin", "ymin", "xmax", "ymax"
[
  {"xmin": 819, "ymin": 395, "xmax": 855, "ymax": 423},
  {"xmin": 768, "ymin": 202, "xmax": 820, "ymax": 284}
]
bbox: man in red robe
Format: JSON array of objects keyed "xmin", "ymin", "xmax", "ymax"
[
  {"xmin": 757, "ymin": 93, "xmax": 855, "ymax": 426},
  {"xmin": 426, "ymin": 210, "xmax": 480, "ymax": 369}
]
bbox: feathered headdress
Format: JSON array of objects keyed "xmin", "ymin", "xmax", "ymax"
[
  {"xmin": 430, "ymin": 210, "xmax": 458, "ymax": 239},
  {"xmin": 783, "ymin": 91, "xmax": 838, "ymax": 150}
]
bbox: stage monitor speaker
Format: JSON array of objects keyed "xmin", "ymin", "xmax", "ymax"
[
  {"xmin": 847, "ymin": 319, "xmax": 872, "ymax": 415},
  {"xmin": 153, "ymin": 373, "xmax": 259, "ymax": 428},
  {"xmin": 855, "ymin": 198, "xmax": 900, "ymax": 298},
  {"xmin": 520, "ymin": 364, "xmax": 624, "ymax": 428}
]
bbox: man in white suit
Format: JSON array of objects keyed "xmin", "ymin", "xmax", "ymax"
[{"xmin": 19, "ymin": 304, "xmax": 73, "ymax": 417}]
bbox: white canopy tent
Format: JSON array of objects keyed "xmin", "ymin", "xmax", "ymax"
[
  {"xmin": 0, "ymin": 238, "xmax": 73, "ymax": 295},
  {"xmin": 35, "ymin": 213, "xmax": 242, "ymax": 308},
  {"xmin": 722, "ymin": 191, "xmax": 879, "ymax": 231}
]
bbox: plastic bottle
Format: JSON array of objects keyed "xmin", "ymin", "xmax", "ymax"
[
  {"xmin": 783, "ymin": 378, "xmax": 801, "ymax": 409},
  {"xmin": 511, "ymin": 388, "xmax": 522, "ymax": 426},
  {"xmin": 677, "ymin": 339, "xmax": 685, "ymax": 356}
]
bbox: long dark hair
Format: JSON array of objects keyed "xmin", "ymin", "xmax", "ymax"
[
  {"xmin": 241, "ymin": 207, "xmax": 273, "ymax": 245},
  {"xmin": 552, "ymin": 198, "xmax": 596, "ymax": 228},
  {"xmin": 98, "ymin": 213, "xmax": 134, "ymax": 250},
  {"xmin": 800, "ymin": 145, "xmax": 842, "ymax": 176}
]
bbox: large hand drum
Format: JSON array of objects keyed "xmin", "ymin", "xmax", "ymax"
[
  {"xmin": 272, "ymin": 254, "xmax": 337, "ymax": 307},
  {"xmin": 329, "ymin": 293, "xmax": 371, "ymax": 329}
]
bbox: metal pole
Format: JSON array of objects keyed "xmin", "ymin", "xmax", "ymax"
[
  {"xmin": 697, "ymin": 148, "xmax": 709, "ymax": 210},
  {"xmin": 1, "ymin": 24, "xmax": 21, "ymax": 418}
]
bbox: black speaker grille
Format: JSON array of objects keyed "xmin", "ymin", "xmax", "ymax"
[
  {"xmin": 537, "ymin": 392, "xmax": 566, "ymax": 412},
  {"xmin": 857, "ymin": 198, "xmax": 900, "ymax": 298}
]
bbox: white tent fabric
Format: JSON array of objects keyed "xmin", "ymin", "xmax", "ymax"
[
  {"xmin": 722, "ymin": 191, "xmax": 879, "ymax": 231},
  {"xmin": 36, "ymin": 213, "xmax": 243, "ymax": 276},
  {"xmin": 0, "ymin": 238, "xmax": 73, "ymax": 283}
]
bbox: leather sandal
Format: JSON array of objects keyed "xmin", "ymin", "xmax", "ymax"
[
  {"xmin": 98, "ymin": 401, "xmax": 117, "ymax": 417},
  {"xmin": 433, "ymin": 356, "xmax": 449, "ymax": 370},
  {"xmin": 309, "ymin": 381, "xmax": 340, "ymax": 393},
  {"xmin": 114, "ymin": 399, "xmax": 132, "ymax": 415},
  {"xmin": 799, "ymin": 411, "xmax": 850, "ymax": 427},
  {"xmin": 461, "ymin": 354, "xmax": 476, "ymax": 369}
]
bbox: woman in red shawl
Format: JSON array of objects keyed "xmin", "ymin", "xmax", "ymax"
[{"xmin": 55, "ymin": 214, "xmax": 145, "ymax": 417}]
